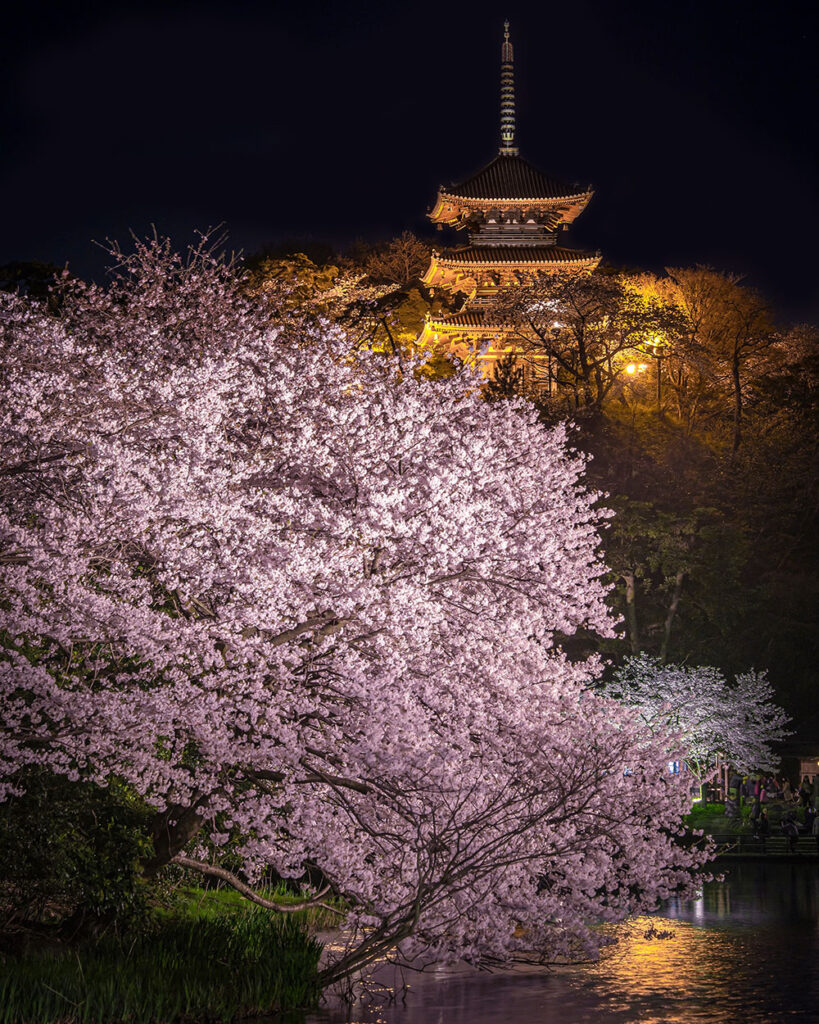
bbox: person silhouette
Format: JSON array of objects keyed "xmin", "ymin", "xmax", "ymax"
[
  {"xmin": 781, "ymin": 812, "xmax": 799, "ymax": 854},
  {"xmin": 758, "ymin": 808, "xmax": 770, "ymax": 849}
]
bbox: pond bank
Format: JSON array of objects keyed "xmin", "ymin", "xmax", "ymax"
[{"xmin": 686, "ymin": 800, "xmax": 819, "ymax": 860}]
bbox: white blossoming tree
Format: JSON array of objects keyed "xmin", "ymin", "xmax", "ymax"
[
  {"xmin": 0, "ymin": 238, "xmax": 708, "ymax": 982},
  {"xmin": 603, "ymin": 655, "xmax": 791, "ymax": 787}
]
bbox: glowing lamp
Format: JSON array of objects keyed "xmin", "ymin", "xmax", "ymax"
[{"xmin": 626, "ymin": 364, "xmax": 636, "ymax": 374}]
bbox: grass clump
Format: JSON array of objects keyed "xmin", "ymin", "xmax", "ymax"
[
  {"xmin": 685, "ymin": 801, "xmax": 728, "ymax": 819},
  {"xmin": 0, "ymin": 908, "xmax": 322, "ymax": 1023},
  {"xmin": 167, "ymin": 882, "xmax": 344, "ymax": 931}
]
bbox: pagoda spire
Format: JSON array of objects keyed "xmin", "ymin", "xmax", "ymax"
[{"xmin": 499, "ymin": 20, "xmax": 519, "ymax": 156}]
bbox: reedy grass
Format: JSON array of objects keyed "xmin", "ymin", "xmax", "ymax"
[{"xmin": 0, "ymin": 906, "xmax": 323, "ymax": 1023}]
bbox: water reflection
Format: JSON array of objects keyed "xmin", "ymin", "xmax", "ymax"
[
  {"xmin": 665, "ymin": 860, "xmax": 819, "ymax": 926},
  {"xmin": 302, "ymin": 864, "xmax": 819, "ymax": 1024},
  {"xmin": 572, "ymin": 915, "xmax": 798, "ymax": 1023}
]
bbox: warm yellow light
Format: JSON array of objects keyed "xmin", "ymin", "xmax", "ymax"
[
  {"xmin": 638, "ymin": 363, "xmax": 648, "ymax": 373},
  {"xmin": 626, "ymin": 364, "xmax": 637, "ymax": 374}
]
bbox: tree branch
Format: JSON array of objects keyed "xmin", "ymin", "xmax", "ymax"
[
  {"xmin": 172, "ymin": 855, "xmax": 343, "ymax": 915},
  {"xmin": 244, "ymin": 613, "xmax": 352, "ymax": 648}
]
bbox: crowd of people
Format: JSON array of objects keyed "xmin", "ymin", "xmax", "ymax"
[{"xmin": 741, "ymin": 774, "xmax": 819, "ymax": 852}]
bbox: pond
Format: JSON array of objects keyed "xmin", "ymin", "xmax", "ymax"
[{"xmin": 303, "ymin": 862, "xmax": 819, "ymax": 1024}]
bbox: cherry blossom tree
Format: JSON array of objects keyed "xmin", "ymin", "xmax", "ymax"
[
  {"xmin": 0, "ymin": 237, "xmax": 709, "ymax": 979},
  {"xmin": 603, "ymin": 655, "xmax": 791, "ymax": 785}
]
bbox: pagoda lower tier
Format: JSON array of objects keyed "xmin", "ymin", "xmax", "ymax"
[
  {"xmin": 422, "ymin": 243, "xmax": 599, "ymax": 296},
  {"xmin": 418, "ymin": 243, "xmax": 600, "ymax": 375}
]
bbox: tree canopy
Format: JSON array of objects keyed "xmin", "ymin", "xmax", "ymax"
[
  {"xmin": 602, "ymin": 656, "xmax": 791, "ymax": 780},
  {"xmin": 0, "ymin": 237, "xmax": 707, "ymax": 978}
]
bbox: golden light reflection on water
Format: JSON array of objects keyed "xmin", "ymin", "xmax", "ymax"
[
  {"xmin": 309, "ymin": 866, "xmax": 819, "ymax": 1024},
  {"xmin": 315, "ymin": 921, "xmax": 769, "ymax": 1024},
  {"xmin": 569, "ymin": 916, "xmax": 736, "ymax": 1023}
]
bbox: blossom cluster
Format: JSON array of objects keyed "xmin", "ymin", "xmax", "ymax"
[{"xmin": 0, "ymin": 238, "xmax": 708, "ymax": 974}]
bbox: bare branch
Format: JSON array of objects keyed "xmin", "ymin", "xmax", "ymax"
[{"xmin": 172, "ymin": 855, "xmax": 343, "ymax": 915}]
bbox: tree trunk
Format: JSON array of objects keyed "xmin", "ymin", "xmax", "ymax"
[
  {"xmin": 731, "ymin": 353, "xmax": 742, "ymax": 455},
  {"xmin": 142, "ymin": 799, "xmax": 208, "ymax": 877},
  {"xmin": 576, "ymin": 332, "xmax": 595, "ymax": 408},
  {"xmin": 659, "ymin": 570, "xmax": 686, "ymax": 664},
  {"xmin": 622, "ymin": 571, "xmax": 641, "ymax": 654}
]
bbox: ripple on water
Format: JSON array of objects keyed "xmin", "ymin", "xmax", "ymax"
[{"xmin": 304, "ymin": 864, "xmax": 819, "ymax": 1024}]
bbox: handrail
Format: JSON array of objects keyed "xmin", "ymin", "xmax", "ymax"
[{"xmin": 708, "ymin": 832, "xmax": 818, "ymax": 856}]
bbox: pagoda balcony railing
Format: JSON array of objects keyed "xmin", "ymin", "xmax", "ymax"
[{"xmin": 471, "ymin": 228, "xmax": 557, "ymax": 247}]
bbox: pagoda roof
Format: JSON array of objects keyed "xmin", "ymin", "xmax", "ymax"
[
  {"xmin": 444, "ymin": 154, "xmax": 589, "ymax": 202},
  {"xmin": 437, "ymin": 245, "xmax": 599, "ymax": 266},
  {"xmin": 430, "ymin": 311, "xmax": 497, "ymax": 329}
]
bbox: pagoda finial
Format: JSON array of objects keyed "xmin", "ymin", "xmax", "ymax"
[{"xmin": 499, "ymin": 20, "xmax": 518, "ymax": 156}]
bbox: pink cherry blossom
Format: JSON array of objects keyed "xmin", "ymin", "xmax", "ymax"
[{"xmin": 0, "ymin": 236, "xmax": 710, "ymax": 980}]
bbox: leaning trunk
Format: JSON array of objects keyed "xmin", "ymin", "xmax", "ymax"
[{"xmin": 142, "ymin": 799, "xmax": 208, "ymax": 876}]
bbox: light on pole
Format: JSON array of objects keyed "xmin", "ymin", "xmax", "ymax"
[{"xmin": 646, "ymin": 335, "xmax": 665, "ymax": 411}]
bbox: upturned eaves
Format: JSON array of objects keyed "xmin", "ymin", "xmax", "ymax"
[
  {"xmin": 444, "ymin": 153, "xmax": 590, "ymax": 202},
  {"xmin": 438, "ymin": 245, "xmax": 599, "ymax": 265}
]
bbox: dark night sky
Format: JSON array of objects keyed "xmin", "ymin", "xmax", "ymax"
[{"xmin": 2, "ymin": 0, "xmax": 817, "ymax": 318}]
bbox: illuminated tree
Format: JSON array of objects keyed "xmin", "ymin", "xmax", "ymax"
[
  {"xmin": 242, "ymin": 250, "xmax": 340, "ymax": 302},
  {"xmin": 493, "ymin": 270, "xmax": 679, "ymax": 412},
  {"xmin": 485, "ymin": 351, "xmax": 526, "ymax": 401},
  {"xmin": 361, "ymin": 231, "xmax": 432, "ymax": 286},
  {"xmin": 1, "ymin": 237, "xmax": 708, "ymax": 977},
  {"xmin": 621, "ymin": 271, "xmax": 714, "ymax": 431},
  {"xmin": 603, "ymin": 655, "xmax": 791, "ymax": 782},
  {"xmin": 661, "ymin": 268, "xmax": 773, "ymax": 454}
]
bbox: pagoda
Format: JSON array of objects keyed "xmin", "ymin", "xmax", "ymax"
[{"xmin": 418, "ymin": 22, "xmax": 600, "ymax": 378}]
